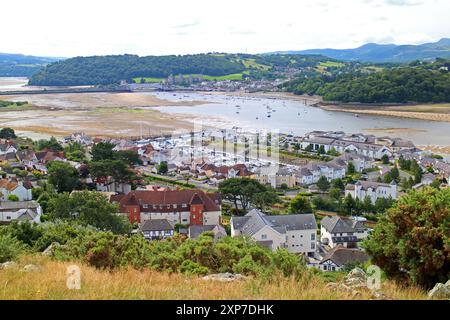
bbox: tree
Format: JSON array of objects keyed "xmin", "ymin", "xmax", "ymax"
[
  {"xmin": 47, "ymin": 161, "xmax": 80, "ymax": 193},
  {"xmin": 381, "ymin": 154, "xmax": 390, "ymax": 164},
  {"xmin": 331, "ymin": 178, "xmax": 345, "ymax": 190},
  {"xmin": 341, "ymin": 193, "xmax": 355, "ymax": 215},
  {"xmin": 391, "ymin": 166, "xmax": 400, "ymax": 182},
  {"xmin": 0, "ymin": 127, "xmax": 16, "ymax": 139},
  {"xmin": 318, "ymin": 145, "xmax": 326, "ymax": 155},
  {"xmin": 218, "ymin": 178, "xmax": 268, "ymax": 214},
  {"xmin": 347, "ymin": 162, "xmax": 356, "ymax": 175},
  {"xmin": 316, "ymin": 176, "xmax": 330, "ymax": 192},
  {"xmin": 362, "ymin": 195, "xmax": 373, "ymax": 213},
  {"xmin": 374, "ymin": 196, "xmax": 395, "ymax": 213},
  {"xmin": 363, "ymin": 187, "xmax": 450, "ymax": 289},
  {"xmin": 46, "ymin": 191, "xmax": 131, "ymax": 234},
  {"xmin": 7, "ymin": 194, "xmax": 19, "ymax": 201},
  {"xmin": 289, "ymin": 194, "xmax": 312, "ymax": 214},
  {"xmin": 36, "ymin": 136, "xmax": 63, "ymax": 151},
  {"xmin": 115, "ymin": 150, "xmax": 142, "ymax": 166},
  {"xmin": 65, "ymin": 142, "xmax": 87, "ymax": 162},
  {"xmin": 430, "ymin": 178, "xmax": 441, "ymax": 189},
  {"xmin": 251, "ymin": 188, "xmax": 280, "ymax": 211},
  {"xmin": 157, "ymin": 161, "xmax": 168, "ymax": 175},
  {"xmin": 89, "ymin": 160, "xmax": 134, "ymax": 183},
  {"xmin": 91, "ymin": 142, "xmax": 115, "ymax": 161},
  {"xmin": 329, "ymin": 188, "xmax": 341, "ymax": 200}
]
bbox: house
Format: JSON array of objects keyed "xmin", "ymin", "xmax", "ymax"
[
  {"xmin": 0, "ymin": 200, "xmax": 42, "ymax": 224},
  {"xmin": 335, "ymin": 153, "xmax": 375, "ymax": 172},
  {"xmin": 295, "ymin": 162, "xmax": 345, "ymax": 186},
  {"xmin": 111, "ymin": 189, "xmax": 222, "ymax": 225},
  {"xmin": 35, "ymin": 151, "xmax": 65, "ymax": 164},
  {"xmin": 0, "ymin": 179, "xmax": 33, "ymax": 201},
  {"xmin": 0, "ymin": 142, "xmax": 17, "ymax": 156},
  {"xmin": 140, "ymin": 219, "xmax": 174, "ymax": 240},
  {"xmin": 345, "ymin": 180, "xmax": 397, "ymax": 203},
  {"xmin": 254, "ymin": 166, "xmax": 296, "ymax": 188},
  {"xmin": 95, "ymin": 177, "xmax": 132, "ymax": 194},
  {"xmin": 231, "ymin": 209, "xmax": 317, "ymax": 255},
  {"xmin": 188, "ymin": 224, "xmax": 227, "ymax": 240},
  {"xmin": 318, "ymin": 245, "xmax": 369, "ymax": 272},
  {"xmin": 301, "ymin": 137, "xmax": 336, "ymax": 153},
  {"xmin": 320, "ymin": 216, "xmax": 368, "ymax": 248},
  {"xmin": 295, "ymin": 167, "xmax": 314, "ymax": 186}
]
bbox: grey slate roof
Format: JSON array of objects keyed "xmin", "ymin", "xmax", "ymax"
[
  {"xmin": 232, "ymin": 209, "xmax": 317, "ymax": 237},
  {"xmin": 321, "ymin": 216, "xmax": 365, "ymax": 234},
  {"xmin": 320, "ymin": 245, "xmax": 369, "ymax": 267},
  {"xmin": 189, "ymin": 224, "xmax": 226, "ymax": 239},
  {"xmin": 140, "ymin": 219, "xmax": 174, "ymax": 232}
]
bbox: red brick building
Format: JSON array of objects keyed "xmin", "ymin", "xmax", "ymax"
[{"xmin": 111, "ymin": 189, "xmax": 221, "ymax": 226}]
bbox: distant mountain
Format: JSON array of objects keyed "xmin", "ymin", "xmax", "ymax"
[
  {"xmin": 0, "ymin": 53, "xmax": 62, "ymax": 77},
  {"xmin": 268, "ymin": 38, "xmax": 450, "ymax": 63}
]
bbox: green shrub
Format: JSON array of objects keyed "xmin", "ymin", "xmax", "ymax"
[
  {"xmin": 0, "ymin": 234, "xmax": 27, "ymax": 263},
  {"xmin": 179, "ymin": 260, "xmax": 209, "ymax": 275}
]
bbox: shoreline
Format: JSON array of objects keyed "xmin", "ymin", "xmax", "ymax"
[{"xmin": 317, "ymin": 102, "xmax": 450, "ymax": 123}]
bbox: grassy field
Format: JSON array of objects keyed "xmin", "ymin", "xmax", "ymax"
[
  {"xmin": 0, "ymin": 255, "xmax": 429, "ymax": 300},
  {"xmin": 240, "ymin": 58, "xmax": 271, "ymax": 71},
  {"xmin": 318, "ymin": 61, "xmax": 345, "ymax": 68},
  {"xmin": 132, "ymin": 77, "xmax": 165, "ymax": 83}
]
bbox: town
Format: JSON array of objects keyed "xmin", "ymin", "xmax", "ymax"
[{"xmin": 1, "ymin": 125, "xmax": 448, "ymax": 272}]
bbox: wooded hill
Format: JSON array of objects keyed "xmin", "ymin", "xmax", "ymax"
[
  {"xmin": 28, "ymin": 53, "xmax": 332, "ymax": 86},
  {"xmin": 282, "ymin": 59, "xmax": 450, "ymax": 103}
]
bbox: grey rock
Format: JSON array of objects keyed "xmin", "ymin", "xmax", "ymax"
[
  {"xmin": 42, "ymin": 242, "xmax": 61, "ymax": 256},
  {"xmin": 0, "ymin": 261, "xmax": 18, "ymax": 270},
  {"xmin": 202, "ymin": 273, "xmax": 246, "ymax": 282},
  {"xmin": 22, "ymin": 264, "xmax": 41, "ymax": 273},
  {"xmin": 428, "ymin": 281, "xmax": 450, "ymax": 299}
]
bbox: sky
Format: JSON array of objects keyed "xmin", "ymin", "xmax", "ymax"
[{"xmin": 1, "ymin": 0, "xmax": 449, "ymax": 57}]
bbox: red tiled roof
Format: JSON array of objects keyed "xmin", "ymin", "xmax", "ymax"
[{"xmin": 111, "ymin": 189, "xmax": 221, "ymax": 212}]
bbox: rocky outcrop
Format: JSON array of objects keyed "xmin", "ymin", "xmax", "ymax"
[
  {"xmin": 42, "ymin": 242, "xmax": 61, "ymax": 256},
  {"xmin": 326, "ymin": 267, "xmax": 391, "ymax": 300},
  {"xmin": 0, "ymin": 261, "xmax": 18, "ymax": 270},
  {"xmin": 428, "ymin": 280, "xmax": 450, "ymax": 300},
  {"xmin": 22, "ymin": 264, "xmax": 41, "ymax": 273},
  {"xmin": 202, "ymin": 273, "xmax": 246, "ymax": 282}
]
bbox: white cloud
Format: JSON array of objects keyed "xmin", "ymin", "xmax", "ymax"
[{"xmin": 0, "ymin": 0, "xmax": 448, "ymax": 57}]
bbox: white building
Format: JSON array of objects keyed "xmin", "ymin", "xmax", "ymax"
[
  {"xmin": 320, "ymin": 216, "xmax": 368, "ymax": 248},
  {"xmin": 231, "ymin": 209, "xmax": 317, "ymax": 255},
  {"xmin": 318, "ymin": 245, "xmax": 369, "ymax": 272},
  {"xmin": 345, "ymin": 180, "xmax": 397, "ymax": 203},
  {"xmin": 295, "ymin": 162, "xmax": 346, "ymax": 186},
  {"xmin": 0, "ymin": 201, "xmax": 42, "ymax": 224},
  {"xmin": 0, "ymin": 179, "xmax": 33, "ymax": 201}
]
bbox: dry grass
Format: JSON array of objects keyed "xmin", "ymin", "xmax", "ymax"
[{"xmin": 0, "ymin": 256, "xmax": 429, "ymax": 300}]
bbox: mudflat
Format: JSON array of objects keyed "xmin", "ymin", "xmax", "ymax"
[{"xmin": 319, "ymin": 103, "xmax": 450, "ymax": 122}]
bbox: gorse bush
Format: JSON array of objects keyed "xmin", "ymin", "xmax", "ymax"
[
  {"xmin": 50, "ymin": 230, "xmax": 306, "ymax": 278},
  {"xmin": 0, "ymin": 234, "xmax": 27, "ymax": 263}
]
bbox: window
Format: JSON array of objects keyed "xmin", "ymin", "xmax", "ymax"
[
  {"xmin": 311, "ymin": 243, "xmax": 315, "ymax": 250},
  {"xmin": 143, "ymin": 204, "xmax": 148, "ymax": 209},
  {"xmin": 261, "ymin": 234, "xmax": 267, "ymax": 240},
  {"xmin": 311, "ymin": 233, "xmax": 315, "ymax": 241}
]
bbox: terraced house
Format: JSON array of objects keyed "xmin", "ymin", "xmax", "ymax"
[
  {"xmin": 111, "ymin": 189, "xmax": 222, "ymax": 226},
  {"xmin": 345, "ymin": 180, "xmax": 397, "ymax": 203}
]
